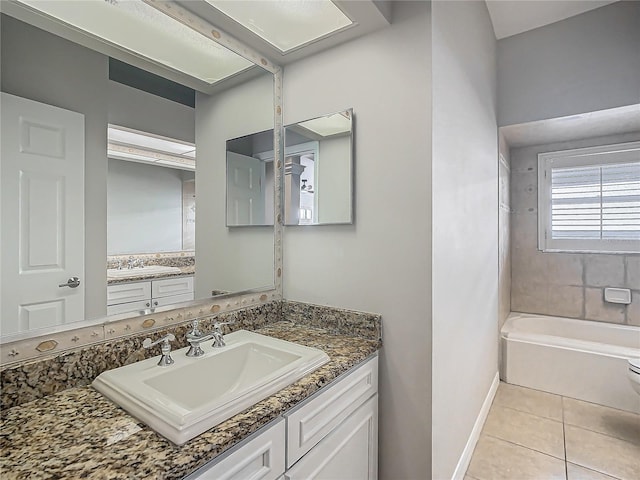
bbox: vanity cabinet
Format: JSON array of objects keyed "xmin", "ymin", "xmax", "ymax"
[
  {"xmin": 186, "ymin": 355, "xmax": 378, "ymax": 480},
  {"xmin": 106, "ymin": 276, "xmax": 194, "ymax": 315}
]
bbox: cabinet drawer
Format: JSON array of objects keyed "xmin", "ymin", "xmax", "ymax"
[
  {"xmin": 106, "ymin": 299, "xmax": 151, "ymax": 316},
  {"xmin": 152, "ymin": 292, "xmax": 194, "ymax": 308},
  {"xmin": 285, "ymin": 355, "xmax": 378, "ymax": 468},
  {"xmin": 106, "ymin": 282, "xmax": 151, "ymax": 305},
  {"xmin": 152, "ymin": 276, "xmax": 193, "ymax": 298},
  {"xmin": 285, "ymin": 395, "xmax": 378, "ymax": 480},
  {"xmin": 186, "ymin": 418, "xmax": 285, "ymax": 480}
]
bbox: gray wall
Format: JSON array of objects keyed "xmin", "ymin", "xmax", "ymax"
[
  {"xmin": 195, "ymin": 72, "xmax": 275, "ymax": 297},
  {"xmin": 317, "ymin": 135, "xmax": 351, "ymax": 223},
  {"xmin": 107, "ymin": 160, "xmax": 187, "ymax": 254},
  {"xmin": 497, "ymin": 1, "xmax": 640, "ymax": 126},
  {"xmin": 431, "ymin": 1, "xmax": 498, "ymax": 478},
  {"xmin": 510, "ymin": 132, "xmax": 640, "ymax": 325},
  {"xmin": 283, "ymin": 2, "xmax": 432, "ymax": 478},
  {"xmin": 499, "ymin": 131, "xmax": 511, "ymax": 329},
  {"xmin": 1, "ymin": 14, "xmax": 195, "ymax": 319}
]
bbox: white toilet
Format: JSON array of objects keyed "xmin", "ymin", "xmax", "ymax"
[{"xmin": 629, "ymin": 358, "xmax": 640, "ymax": 396}]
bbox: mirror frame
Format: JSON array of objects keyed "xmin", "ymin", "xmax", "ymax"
[{"xmin": 0, "ymin": 1, "xmax": 283, "ymax": 364}]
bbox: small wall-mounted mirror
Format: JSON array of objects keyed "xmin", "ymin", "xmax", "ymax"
[
  {"xmin": 284, "ymin": 109, "xmax": 353, "ymax": 225},
  {"xmin": 226, "ymin": 129, "xmax": 275, "ymax": 227}
]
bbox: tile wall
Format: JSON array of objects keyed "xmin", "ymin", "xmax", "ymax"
[
  {"xmin": 498, "ymin": 132, "xmax": 512, "ymax": 329},
  {"xmin": 510, "ymin": 134, "xmax": 640, "ymax": 325}
]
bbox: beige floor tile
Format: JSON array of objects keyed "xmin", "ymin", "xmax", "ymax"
[
  {"xmin": 563, "ymin": 397, "xmax": 640, "ymax": 446},
  {"xmin": 493, "ymin": 382, "xmax": 563, "ymax": 421},
  {"xmin": 565, "ymin": 425, "xmax": 640, "ymax": 480},
  {"xmin": 567, "ymin": 463, "xmax": 620, "ymax": 480},
  {"xmin": 482, "ymin": 404, "xmax": 565, "ymax": 459},
  {"xmin": 467, "ymin": 435, "xmax": 566, "ymax": 480}
]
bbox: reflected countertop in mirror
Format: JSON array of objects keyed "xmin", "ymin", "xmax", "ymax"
[
  {"xmin": 0, "ymin": 0, "xmax": 280, "ymax": 346},
  {"xmin": 283, "ymin": 109, "xmax": 354, "ymax": 226}
]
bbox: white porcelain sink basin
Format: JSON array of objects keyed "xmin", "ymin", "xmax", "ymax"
[
  {"xmin": 107, "ymin": 265, "xmax": 181, "ymax": 278},
  {"xmin": 92, "ymin": 330, "xmax": 329, "ymax": 444}
]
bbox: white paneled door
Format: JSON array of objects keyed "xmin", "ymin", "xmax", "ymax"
[
  {"xmin": 1, "ymin": 93, "xmax": 85, "ymax": 336},
  {"xmin": 226, "ymin": 151, "xmax": 266, "ymax": 226}
]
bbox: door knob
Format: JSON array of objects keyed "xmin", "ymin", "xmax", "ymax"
[{"xmin": 58, "ymin": 277, "xmax": 81, "ymax": 288}]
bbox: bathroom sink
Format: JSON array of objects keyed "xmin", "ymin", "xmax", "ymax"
[
  {"xmin": 92, "ymin": 330, "xmax": 329, "ymax": 444},
  {"xmin": 107, "ymin": 265, "xmax": 182, "ymax": 278}
]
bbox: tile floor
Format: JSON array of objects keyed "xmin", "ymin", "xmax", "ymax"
[{"xmin": 465, "ymin": 382, "xmax": 640, "ymax": 480}]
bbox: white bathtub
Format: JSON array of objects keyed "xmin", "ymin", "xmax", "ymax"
[{"xmin": 501, "ymin": 312, "xmax": 640, "ymax": 413}]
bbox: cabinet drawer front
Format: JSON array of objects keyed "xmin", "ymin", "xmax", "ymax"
[
  {"xmin": 106, "ymin": 282, "xmax": 151, "ymax": 305},
  {"xmin": 152, "ymin": 292, "xmax": 194, "ymax": 308},
  {"xmin": 151, "ymin": 276, "xmax": 193, "ymax": 298},
  {"xmin": 285, "ymin": 395, "xmax": 378, "ymax": 480},
  {"xmin": 285, "ymin": 355, "xmax": 378, "ymax": 468},
  {"xmin": 186, "ymin": 419, "xmax": 285, "ymax": 480},
  {"xmin": 106, "ymin": 299, "xmax": 151, "ymax": 316}
]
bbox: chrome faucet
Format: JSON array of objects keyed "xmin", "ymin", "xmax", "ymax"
[
  {"xmin": 185, "ymin": 320, "xmax": 231, "ymax": 357},
  {"xmin": 142, "ymin": 333, "xmax": 175, "ymax": 366}
]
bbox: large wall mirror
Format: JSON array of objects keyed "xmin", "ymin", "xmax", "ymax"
[
  {"xmin": 284, "ymin": 110, "xmax": 353, "ymax": 225},
  {"xmin": 0, "ymin": 0, "xmax": 278, "ymax": 342}
]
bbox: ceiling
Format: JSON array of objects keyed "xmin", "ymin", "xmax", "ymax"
[{"xmin": 485, "ymin": 0, "xmax": 618, "ymax": 39}]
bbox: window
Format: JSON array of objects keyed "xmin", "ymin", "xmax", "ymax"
[{"xmin": 538, "ymin": 142, "xmax": 640, "ymax": 253}]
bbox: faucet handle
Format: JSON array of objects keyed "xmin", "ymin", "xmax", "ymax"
[
  {"xmin": 186, "ymin": 320, "xmax": 202, "ymax": 340},
  {"xmin": 142, "ymin": 334, "xmax": 175, "ymax": 367}
]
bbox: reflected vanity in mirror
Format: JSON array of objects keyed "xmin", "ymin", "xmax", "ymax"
[
  {"xmin": 284, "ymin": 109, "xmax": 353, "ymax": 225},
  {"xmin": 226, "ymin": 130, "xmax": 275, "ymax": 227},
  {"xmin": 0, "ymin": 0, "xmax": 277, "ymax": 342}
]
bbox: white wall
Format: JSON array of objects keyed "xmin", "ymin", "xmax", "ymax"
[
  {"xmin": 282, "ymin": 2, "xmax": 432, "ymax": 478},
  {"xmin": 107, "ymin": 160, "xmax": 186, "ymax": 254},
  {"xmin": 497, "ymin": 1, "xmax": 640, "ymax": 126},
  {"xmin": 431, "ymin": 1, "xmax": 498, "ymax": 478},
  {"xmin": 195, "ymin": 72, "xmax": 275, "ymax": 297}
]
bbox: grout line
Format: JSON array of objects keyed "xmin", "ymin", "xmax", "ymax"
[
  {"xmin": 492, "ymin": 403, "xmax": 563, "ymax": 424},
  {"xmin": 483, "ymin": 433, "xmax": 566, "ymax": 462},
  {"xmin": 566, "ymin": 462, "xmax": 623, "ymax": 480}
]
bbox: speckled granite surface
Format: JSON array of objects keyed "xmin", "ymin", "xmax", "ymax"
[
  {"xmin": 0, "ymin": 302, "xmax": 282, "ymax": 411},
  {"xmin": 106, "ymin": 252, "xmax": 195, "ymax": 270},
  {"xmin": 284, "ymin": 300, "xmax": 382, "ymax": 342},
  {"xmin": 107, "ymin": 266, "xmax": 195, "ymax": 285},
  {"xmin": 0, "ymin": 322, "xmax": 380, "ymax": 480}
]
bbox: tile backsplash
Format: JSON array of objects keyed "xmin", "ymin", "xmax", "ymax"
[{"xmin": 510, "ymin": 134, "xmax": 640, "ymax": 326}]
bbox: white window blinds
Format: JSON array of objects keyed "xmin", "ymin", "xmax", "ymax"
[{"xmin": 538, "ymin": 142, "xmax": 640, "ymax": 253}]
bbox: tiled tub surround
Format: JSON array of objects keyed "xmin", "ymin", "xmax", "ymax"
[
  {"xmin": 510, "ymin": 134, "xmax": 640, "ymax": 325},
  {"xmin": 0, "ymin": 300, "xmax": 381, "ymax": 411},
  {"xmin": 0, "ymin": 322, "xmax": 380, "ymax": 480}
]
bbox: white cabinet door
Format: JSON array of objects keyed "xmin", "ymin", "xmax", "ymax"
[
  {"xmin": 285, "ymin": 355, "xmax": 378, "ymax": 467},
  {"xmin": 106, "ymin": 282, "xmax": 151, "ymax": 306},
  {"xmin": 152, "ymin": 292, "xmax": 193, "ymax": 308},
  {"xmin": 106, "ymin": 300, "xmax": 151, "ymax": 316},
  {"xmin": 1, "ymin": 93, "xmax": 85, "ymax": 335},
  {"xmin": 285, "ymin": 395, "xmax": 378, "ymax": 480},
  {"xmin": 186, "ymin": 419, "xmax": 285, "ymax": 480},
  {"xmin": 151, "ymin": 276, "xmax": 193, "ymax": 299}
]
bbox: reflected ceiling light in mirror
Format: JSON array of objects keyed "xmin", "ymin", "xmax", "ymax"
[
  {"xmin": 108, "ymin": 125, "xmax": 195, "ymax": 171},
  {"xmin": 15, "ymin": 0, "xmax": 253, "ymax": 84},
  {"xmin": 297, "ymin": 111, "xmax": 351, "ymax": 137},
  {"xmin": 205, "ymin": 0, "xmax": 353, "ymax": 53}
]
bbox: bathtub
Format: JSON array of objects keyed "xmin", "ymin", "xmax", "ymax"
[{"xmin": 501, "ymin": 312, "xmax": 640, "ymax": 414}]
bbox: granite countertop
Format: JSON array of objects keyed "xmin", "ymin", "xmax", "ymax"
[
  {"xmin": 107, "ymin": 266, "xmax": 195, "ymax": 285},
  {"xmin": 0, "ymin": 322, "xmax": 380, "ymax": 480}
]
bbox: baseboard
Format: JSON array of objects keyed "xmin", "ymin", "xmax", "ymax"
[{"xmin": 451, "ymin": 371, "xmax": 500, "ymax": 480}]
